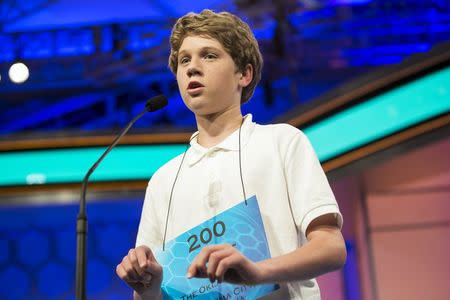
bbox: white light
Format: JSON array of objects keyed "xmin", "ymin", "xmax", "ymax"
[
  {"xmin": 26, "ymin": 173, "xmax": 47, "ymax": 185},
  {"xmin": 9, "ymin": 62, "xmax": 29, "ymax": 84}
]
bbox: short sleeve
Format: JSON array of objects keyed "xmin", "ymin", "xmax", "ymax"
[
  {"xmin": 135, "ymin": 176, "xmax": 163, "ymax": 250},
  {"xmin": 284, "ymin": 130, "xmax": 343, "ymax": 237}
]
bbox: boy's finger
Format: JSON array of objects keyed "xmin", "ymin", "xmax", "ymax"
[
  {"xmin": 144, "ymin": 260, "xmax": 163, "ymax": 277},
  {"xmin": 187, "ymin": 245, "xmax": 227, "ymax": 278},
  {"xmin": 128, "ymin": 249, "xmax": 145, "ymax": 276},
  {"xmin": 136, "ymin": 247, "xmax": 149, "ymax": 269},
  {"xmin": 119, "ymin": 256, "xmax": 140, "ymax": 282},
  {"xmin": 206, "ymin": 248, "xmax": 233, "ymax": 282}
]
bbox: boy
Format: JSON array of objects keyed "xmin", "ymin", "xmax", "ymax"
[{"xmin": 116, "ymin": 9, "xmax": 346, "ymax": 300}]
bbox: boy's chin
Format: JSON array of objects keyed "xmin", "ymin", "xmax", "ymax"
[
  {"xmin": 185, "ymin": 98, "xmax": 215, "ymax": 114},
  {"xmin": 190, "ymin": 107, "xmax": 223, "ymax": 118}
]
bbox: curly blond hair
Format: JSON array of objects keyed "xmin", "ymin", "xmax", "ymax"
[{"xmin": 168, "ymin": 9, "xmax": 263, "ymax": 104}]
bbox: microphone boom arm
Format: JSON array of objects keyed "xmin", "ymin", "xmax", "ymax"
[{"xmin": 76, "ymin": 95, "xmax": 167, "ymax": 300}]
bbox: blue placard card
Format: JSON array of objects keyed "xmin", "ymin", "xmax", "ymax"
[{"xmin": 155, "ymin": 195, "xmax": 278, "ymax": 299}]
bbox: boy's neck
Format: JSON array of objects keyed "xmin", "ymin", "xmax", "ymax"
[{"xmin": 195, "ymin": 108, "xmax": 244, "ymax": 148}]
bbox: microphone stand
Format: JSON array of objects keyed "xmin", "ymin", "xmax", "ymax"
[{"xmin": 76, "ymin": 95, "xmax": 167, "ymax": 300}]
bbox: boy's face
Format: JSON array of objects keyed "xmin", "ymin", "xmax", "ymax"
[{"xmin": 176, "ymin": 35, "xmax": 248, "ymax": 117}]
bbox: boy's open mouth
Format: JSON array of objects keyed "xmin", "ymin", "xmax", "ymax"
[
  {"xmin": 188, "ymin": 81, "xmax": 204, "ymax": 89},
  {"xmin": 187, "ymin": 81, "xmax": 205, "ymax": 95}
]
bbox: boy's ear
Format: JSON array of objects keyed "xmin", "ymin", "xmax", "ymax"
[{"xmin": 239, "ymin": 64, "xmax": 253, "ymax": 88}]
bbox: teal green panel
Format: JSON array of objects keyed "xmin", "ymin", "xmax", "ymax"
[
  {"xmin": 1, "ymin": 67, "xmax": 450, "ymax": 187},
  {"xmin": 1, "ymin": 145, "xmax": 186, "ymax": 186},
  {"xmin": 304, "ymin": 67, "xmax": 450, "ymax": 161}
]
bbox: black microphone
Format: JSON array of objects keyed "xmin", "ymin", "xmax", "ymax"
[
  {"xmin": 76, "ymin": 95, "xmax": 168, "ymax": 300},
  {"xmin": 146, "ymin": 94, "xmax": 168, "ymax": 112}
]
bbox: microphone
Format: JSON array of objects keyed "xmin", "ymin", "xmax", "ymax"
[
  {"xmin": 146, "ymin": 94, "xmax": 168, "ymax": 112},
  {"xmin": 76, "ymin": 95, "xmax": 168, "ymax": 300}
]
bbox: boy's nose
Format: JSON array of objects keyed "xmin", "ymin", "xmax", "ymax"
[{"xmin": 187, "ymin": 67, "xmax": 201, "ymax": 77}]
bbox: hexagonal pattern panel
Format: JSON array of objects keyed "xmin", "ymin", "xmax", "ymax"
[
  {"xmin": 0, "ymin": 265, "xmax": 31, "ymax": 300},
  {"xmin": 56, "ymin": 228, "xmax": 75, "ymax": 264},
  {"xmin": 18, "ymin": 230, "xmax": 50, "ymax": 267},
  {"xmin": 0, "ymin": 238, "xmax": 9, "ymax": 266},
  {"xmin": 0, "ymin": 199, "xmax": 143, "ymax": 300},
  {"xmin": 97, "ymin": 225, "xmax": 132, "ymax": 262},
  {"xmin": 38, "ymin": 262, "xmax": 71, "ymax": 298},
  {"xmin": 87, "ymin": 259, "xmax": 112, "ymax": 294}
]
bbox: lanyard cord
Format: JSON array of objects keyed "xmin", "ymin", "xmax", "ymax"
[
  {"xmin": 162, "ymin": 133, "xmax": 196, "ymax": 251},
  {"xmin": 162, "ymin": 116, "xmax": 247, "ymax": 251},
  {"xmin": 238, "ymin": 117, "xmax": 248, "ymax": 206}
]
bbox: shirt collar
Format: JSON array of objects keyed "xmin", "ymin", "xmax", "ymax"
[{"xmin": 187, "ymin": 114, "xmax": 255, "ymax": 166}]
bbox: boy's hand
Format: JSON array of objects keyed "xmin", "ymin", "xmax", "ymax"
[
  {"xmin": 187, "ymin": 244, "xmax": 266, "ymax": 285},
  {"xmin": 116, "ymin": 245, "xmax": 163, "ymax": 298}
]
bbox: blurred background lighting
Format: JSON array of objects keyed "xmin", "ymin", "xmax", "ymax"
[
  {"xmin": 8, "ymin": 62, "xmax": 30, "ymax": 84},
  {"xmin": 26, "ymin": 173, "xmax": 47, "ymax": 185}
]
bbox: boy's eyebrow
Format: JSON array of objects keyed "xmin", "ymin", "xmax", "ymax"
[{"xmin": 178, "ymin": 46, "xmax": 222, "ymax": 58}]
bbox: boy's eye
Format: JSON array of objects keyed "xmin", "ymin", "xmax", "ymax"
[
  {"xmin": 180, "ymin": 57, "xmax": 190, "ymax": 64},
  {"xmin": 204, "ymin": 53, "xmax": 217, "ymax": 60}
]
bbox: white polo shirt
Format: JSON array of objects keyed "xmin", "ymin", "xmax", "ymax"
[{"xmin": 136, "ymin": 114, "xmax": 343, "ymax": 299}]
